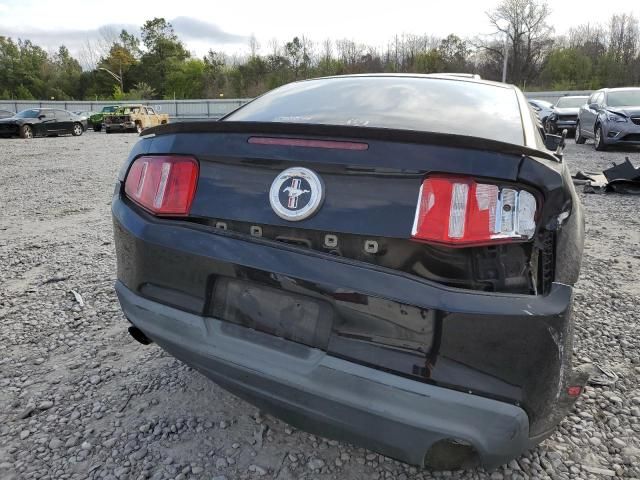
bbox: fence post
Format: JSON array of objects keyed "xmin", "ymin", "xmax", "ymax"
[
  {"xmin": 207, "ymin": 101, "xmax": 210, "ymax": 118},
  {"xmin": 14, "ymin": 101, "xmax": 18, "ymax": 113}
]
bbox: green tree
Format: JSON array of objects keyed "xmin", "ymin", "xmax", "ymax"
[
  {"xmin": 165, "ymin": 59, "xmax": 206, "ymax": 98},
  {"xmin": 138, "ymin": 18, "xmax": 190, "ymax": 96},
  {"xmin": 541, "ymin": 48, "xmax": 592, "ymax": 89}
]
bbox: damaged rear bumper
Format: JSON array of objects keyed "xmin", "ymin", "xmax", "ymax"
[
  {"xmin": 117, "ymin": 281, "xmax": 532, "ymax": 468},
  {"xmin": 113, "ymin": 195, "xmax": 584, "ymax": 467}
]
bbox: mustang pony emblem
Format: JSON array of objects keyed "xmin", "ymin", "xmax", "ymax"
[
  {"xmin": 283, "ymin": 179, "xmax": 311, "ymax": 208},
  {"xmin": 269, "ymin": 167, "xmax": 325, "ymax": 221}
]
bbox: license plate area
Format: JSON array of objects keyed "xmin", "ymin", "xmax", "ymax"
[{"xmin": 210, "ymin": 278, "xmax": 334, "ymax": 349}]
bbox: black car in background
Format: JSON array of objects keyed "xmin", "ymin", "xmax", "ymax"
[
  {"xmin": 0, "ymin": 109, "xmax": 15, "ymax": 119},
  {"xmin": 113, "ymin": 74, "xmax": 586, "ymax": 469},
  {"xmin": 0, "ymin": 108, "xmax": 85, "ymax": 138}
]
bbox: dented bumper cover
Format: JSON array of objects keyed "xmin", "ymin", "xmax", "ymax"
[{"xmin": 113, "ymin": 193, "xmax": 584, "ymax": 467}]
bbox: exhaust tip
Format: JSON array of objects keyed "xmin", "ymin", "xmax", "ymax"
[{"xmin": 128, "ymin": 326, "xmax": 153, "ymax": 345}]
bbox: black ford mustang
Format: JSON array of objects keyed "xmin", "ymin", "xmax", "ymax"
[
  {"xmin": 113, "ymin": 74, "xmax": 586, "ymax": 469},
  {"xmin": 0, "ymin": 108, "xmax": 85, "ymax": 138}
]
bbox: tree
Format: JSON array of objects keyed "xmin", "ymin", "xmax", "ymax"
[
  {"xmin": 165, "ymin": 59, "xmax": 206, "ymax": 98},
  {"xmin": 138, "ymin": 18, "xmax": 190, "ymax": 96},
  {"xmin": 484, "ymin": 0, "xmax": 554, "ymax": 85},
  {"xmin": 540, "ymin": 48, "xmax": 592, "ymax": 89},
  {"xmin": 438, "ymin": 34, "xmax": 470, "ymax": 72}
]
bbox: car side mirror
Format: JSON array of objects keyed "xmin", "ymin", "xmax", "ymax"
[
  {"xmin": 38, "ymin": 114, "xmax": 46, "ymax": 119},
  {"xmin": 589, "ymin": 103, "xmax": 599, "ymax": 110}
]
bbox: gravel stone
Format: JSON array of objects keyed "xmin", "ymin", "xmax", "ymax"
[{"xmin": 0, "ymin": 135, "xmax": 639, "ymax": 480}]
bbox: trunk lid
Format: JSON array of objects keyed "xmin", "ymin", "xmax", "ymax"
[{"xmin": 144, "ymin": 122, "xmax": 534, "ymax": 238}]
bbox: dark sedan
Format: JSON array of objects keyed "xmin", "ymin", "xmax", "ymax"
[
  {"xmin": 113, "ymin": 74, "xmax": 586, "ymax": 469},
  {"xmin": 0, "ymin": 108, "xmax": 85, "ymax": 138},
  {"xmin": 0, "ymin": 109, "xmax": 15, "ymax": 119}
]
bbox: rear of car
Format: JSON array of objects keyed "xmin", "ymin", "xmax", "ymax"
[{"xmin": 113, "ymin": 75, "xmax": 586, "ymax": 469}]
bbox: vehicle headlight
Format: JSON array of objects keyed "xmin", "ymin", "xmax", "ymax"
[{"xmin": 607, "ymin": 113, "xmax": 627, "ymax": 123}]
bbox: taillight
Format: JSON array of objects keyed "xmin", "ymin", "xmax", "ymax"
[
  {"xmin": 411, "ymin": 175, "xmax": 538, "ymax": 247},
  {"xmin": 124, "ymin": 155, "xmax": 199, "ymax": 216}
]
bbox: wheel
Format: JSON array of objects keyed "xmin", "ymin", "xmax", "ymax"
[
  {"xmin": 575, "ymin": 122, "xmax": 586, "ymax": 144},
  {"xmin": 594, "ymin": 124, "xmax": 607, "ymax": 151},
  {"xmin": 72, "ymin": 122, "xmax": 83, "ymax": 136},
  {"xmin": 136, "ymin": 123, "xmax": 143, "ymax": 134},
  {"xmin": 19, "ymin": 124, "xmax": 33, "ymax": 139},
  {"xmin": 93, "ymin": 124, "xmax": 102, "ymax": 132},
  {"xmin": 105, "ymin": 128, "xmax": 112, "ymax": 134}
]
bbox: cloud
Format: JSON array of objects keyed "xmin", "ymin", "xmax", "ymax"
[
  {"xmin": 0, "ymin": 17, "xmax": 247, "ymax": 61},
  {"xmin": 170, "ymin": 17, "xmax": 248, "ymax": 44}
]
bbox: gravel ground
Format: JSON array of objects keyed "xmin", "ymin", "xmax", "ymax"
[{"xmin": 1, "ymin": 131, "xmax": 639, "ymax": 480}]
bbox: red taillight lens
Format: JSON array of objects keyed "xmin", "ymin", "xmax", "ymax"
[
  {"xmin": 567, "ymin": 386, "xmax": 583, "ymax": 397},
  {"xmin": 124, "ymin": 155, "xmax": 199, "ymax": 216},
  {"xmin": 411, "ymin": 175, "xmax": 538, "ymax": 247}
]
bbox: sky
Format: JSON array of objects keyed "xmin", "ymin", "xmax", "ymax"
[{"xmin": 2, "ymin": 0, "xmax": 640, "ymax": 61}]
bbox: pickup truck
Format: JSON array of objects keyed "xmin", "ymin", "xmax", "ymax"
[
  {"xmin": 90, "ymin": 105, "xmax": 120, "ymax": 132},
  {"xmin": 103, "ymin": 105, "xmax": 169, "ymax": 134}
]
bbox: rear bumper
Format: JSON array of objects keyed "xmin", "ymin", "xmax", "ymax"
[
  {"xmin": 112, "ymin": 194, "xmax": 584, "ymax": 466},
  {"xmin": 117, "ymin": 281, "xmax": 531, "ymax": 468}
]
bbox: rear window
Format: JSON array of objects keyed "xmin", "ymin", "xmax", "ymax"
[{"xmin": 225, "ymin": 76, "xmax": 524, "ymax": 145}]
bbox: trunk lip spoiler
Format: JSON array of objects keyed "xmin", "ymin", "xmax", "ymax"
[{"xmin": 144, "ymin": 121, "xmax": 560, "ymax": 163}]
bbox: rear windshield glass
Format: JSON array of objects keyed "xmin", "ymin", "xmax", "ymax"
[
  {"xmin": 225, "ymin": 76, "xmax": 524, "ymax": 145},
  {"xmin": 555, "ymin": 97, "xmax": 588, "ymax": 108},
  {"xmin": 607, "ymin": 90, "xmax": 640, "ymax": 107}
]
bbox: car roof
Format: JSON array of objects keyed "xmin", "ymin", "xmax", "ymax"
[
  {"xmin": 305, "ymin": 73, "xmax": 514, "ymax": 90},
  {"xmin": 599, "ymin": 87, "xmax": 640, "ymax": 93}
]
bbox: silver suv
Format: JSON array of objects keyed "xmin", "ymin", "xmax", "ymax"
[{"xmin": 575, "ymin": 88, "xmax": 640, "ymax": 150}]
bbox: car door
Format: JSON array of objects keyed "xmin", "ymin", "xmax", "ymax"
[
  {"xmin": 581, "ymin": 92, "xmax": 600, "ymax": 136},
  {"xmin": 33, "ymin": 110, "xmax": 54, "ymax": 135},
  {"xmin": 145, "ymin": 107, "xmax": 158, "ymax": 128},
  {"xmin": 55, "ymin": 110, "xmax": 74, "ymax": 134}
]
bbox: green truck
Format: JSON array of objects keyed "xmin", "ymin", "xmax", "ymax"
[{"xmin": 89, "ymin": 105, "xmax": 120, "ymax": 132}]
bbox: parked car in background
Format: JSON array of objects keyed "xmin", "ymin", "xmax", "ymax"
[
  {"xmin": 0, "ymin": 108, "xmax": 84, "ymax": 139},
  {"xmin": 73, "ymin": 111, "xmax": 94, "ymax": 129},
  {"xmin": 90, "ymin": 105, "xmax": 120, "ymax": 132},
  {"xmin": 544, "ymin": 96, "xmax": 588, "ymax": 134},
  {"xmin": 528, "ymin": 99, "xmax": 554, "ymax": 125},
  {"xmin": 0, "ymin": 109, "xmax": 15, "ymax": 119},
  {"xmin": 576, "ymin": 87, "xmax": 640, "ymax": 150},
  {"xmin": 104, "ymin": 104, "xmax": 169, "ymax": 134},
  {"xmin": 113, "ymin": 74, "xmax": 586, "ymax": 469}
]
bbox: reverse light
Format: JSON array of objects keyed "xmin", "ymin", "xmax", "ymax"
[
  {"xmin": 411, "ymin": 175, "xmax": 538, "ymax": 247},
  {"xmin": 124, "ymin": 155, "xmax": 199, "ymax": 216}
]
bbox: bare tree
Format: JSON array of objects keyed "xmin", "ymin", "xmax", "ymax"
[
  {"xmin": 248, "ymin": 34, "xmax": 260, "ymax": 58},
  {"xmin": 608, "ymin": 13, "xmax": 639, "ymax": 64},
  {"xmin": 484, "ymin": 0, "xmax": 554, "ymax": 84}
]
